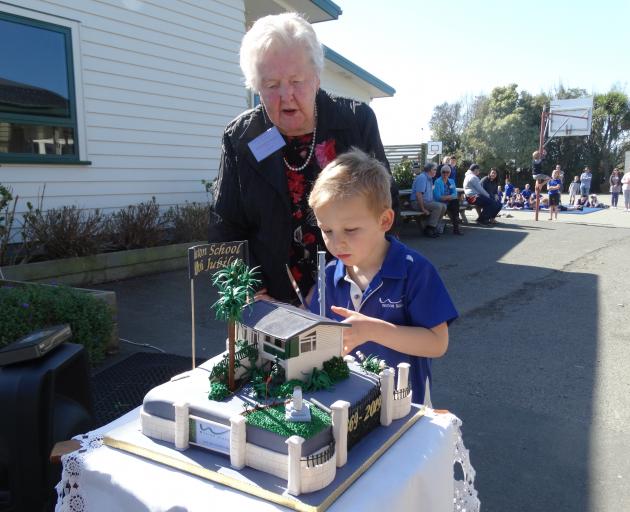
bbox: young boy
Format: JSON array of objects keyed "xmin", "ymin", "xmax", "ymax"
[
  {"xmin": 307, "ymin": 149, "xmax": 458, "ymax": 406},
  {"xmin": 547, "ymin": 169, "xmax": 562, "ymax": 220}
]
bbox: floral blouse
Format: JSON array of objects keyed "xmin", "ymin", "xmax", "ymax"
[{"xmin": 283, "ymin": 135, "xmax": 336, "ymax": 300}]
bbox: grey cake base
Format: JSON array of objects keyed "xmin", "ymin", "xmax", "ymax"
[{"xmin": 104, "ymin": 404, "xmax": 425, "ymax": 512}]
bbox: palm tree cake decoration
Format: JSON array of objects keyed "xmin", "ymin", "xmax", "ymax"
[{"xmin": 211, "ymin": 259, "xmax": 260, "ymax": 391}]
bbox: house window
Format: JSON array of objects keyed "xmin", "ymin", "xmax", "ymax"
[
  {"xmin": 300, "ymin": 330, "xmax": 317, "ymax": 354},
  {"xmin": 0, "ymin": 12, "xmax": 79, "ymax": 163}
]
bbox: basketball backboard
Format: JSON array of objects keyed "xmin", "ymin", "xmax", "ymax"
[
  {"xmin": 427, "ymin": 140, "xmax": 443, "ymax": 156},
  {"xmin": 548, "ymin": 97, "xmax": 593, "ymax": 137}
]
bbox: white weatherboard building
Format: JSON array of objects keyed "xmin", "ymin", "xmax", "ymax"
[{"xmin": 0, "ymin": 0, "xmax": 394, "ymax": 232}]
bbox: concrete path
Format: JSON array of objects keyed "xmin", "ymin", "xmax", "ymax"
[{"xmin": 94, "ymin": 203, "xmax": 630, "ymax": 512}]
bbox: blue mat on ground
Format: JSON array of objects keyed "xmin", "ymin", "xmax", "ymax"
[{"xmin": 503, "ymin": 207, "xmax": 603, "ymax": 215}]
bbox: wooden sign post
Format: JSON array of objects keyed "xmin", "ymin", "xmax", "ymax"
[{"xmin": 187, "ymin": 241, "xmax": 248, "ymax": 368}]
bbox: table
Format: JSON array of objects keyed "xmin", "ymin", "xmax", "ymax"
[{"xmin": 55, "ymin": 408, "xmax": 479, "ymax": 512}]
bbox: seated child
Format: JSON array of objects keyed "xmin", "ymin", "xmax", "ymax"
[
  {"xmin": 512, "ymin": 189, "xmax": 524, "ymax": 209},
  {"xmin": 504, "ymin": 178, "xmax": 514, "ymax": 203},
  {"xmin": 521, "ymin": 183, "xmax": 532, "ymax": 202},
  {"xmin": 497, "ymin": 185, "xmax": 504, "ymax": 204},
  {"xmin": 588, "ymin": 194, "xmax": 606, "ymax": 208},
  {"xmin": 576, "ymin": 195, "xmax": 589, "ymax": 207},
  {"xmin": 308, "ymin": 149, "xmax": 458, "ymax": 406}
]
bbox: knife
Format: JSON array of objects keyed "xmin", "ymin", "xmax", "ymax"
[{"xmin": 285, "ymin": 264, "xmax": 306, "ymax": 308}]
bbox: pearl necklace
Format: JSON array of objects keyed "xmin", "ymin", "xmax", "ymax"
[{"xmin": 283, "ymin": 104, "xmax": 318, "ymax": 172}]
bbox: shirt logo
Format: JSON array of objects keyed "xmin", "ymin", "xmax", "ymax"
[{"xmin": 379, "ymin": 297, "xmax": 403, "ymax": 309}]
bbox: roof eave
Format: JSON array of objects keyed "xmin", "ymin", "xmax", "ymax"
[{"xmin": 323, "ymin": 45, "xmax": 395, "ymax": 98}]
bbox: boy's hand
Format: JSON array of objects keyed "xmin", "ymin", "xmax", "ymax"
[{"xmin": 331, "ymin": 305, "xmax": 381, "ymax": 355}]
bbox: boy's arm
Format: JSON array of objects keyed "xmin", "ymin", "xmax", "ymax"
[{"xmin": 331, "ymin": 306, "xmax": 448, "ymax": 358}]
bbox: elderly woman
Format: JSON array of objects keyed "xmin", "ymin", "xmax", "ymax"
[
  {"xmin": 208, "ymin": 13, "xmax": 395, "ymax": 304},
  {"xmin": 434, "ymin": 165, "xmax": 463, "ymax": 235}
]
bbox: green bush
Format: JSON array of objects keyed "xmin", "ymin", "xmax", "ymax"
[
  {"xmin": 392, "ymin": 160, "xmax": 416, "ymax": 189},
  {"xmin": 208, "ymin": 382, "xmax": 230, "ymax": 401},
  {"xmin": 323, "ymin": 356, "xmax": 349, "ymax": 382},
  {"xmin": 0, "ymin": 283, "xmax": 113, "ymax": 364}
]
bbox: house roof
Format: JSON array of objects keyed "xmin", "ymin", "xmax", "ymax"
[
  {"xmin": 240, "ymin": 300, "xmax": 346, "ymax": 339},
  {"xmin": 323, "ymin": 45, "xmax": 395, "ymax": 98},
  {"xmin": 244, "ymin": 0, "xmax": 342, "ymax": 26}
]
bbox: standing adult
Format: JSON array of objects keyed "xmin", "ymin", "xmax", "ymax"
[
  {"xmin": 622, "ymin": 169, "xmax": 630, "ymax": 212},
  {"xmin": 580, "ymin": 167, "xmax": 593, "ymax": 197},
  {"xmin": 609, "ymin": 168, "xmax": 622, "ymax": 208},
  {"xmin": 208, "ymin": 12, "xmax": 395, "ymax": 304},
  {"xmin": 463, "ymin": 164, "xmax": 501, "ymax": 226},
  {"xmin": 434, "ymin": 165, "xmax": 463, "ymax": 235},
  {"xmin": 410, "ymin": 163, "xmax": 446, "ymax": 237},
  {"xmin": 446, "ymin": 155, "xmax": 458, "ymax": 184}
]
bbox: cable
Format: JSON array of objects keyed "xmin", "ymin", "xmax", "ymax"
[{"xmin": 119, "ymin": 337, "xmax": 166, "ymax": 353}]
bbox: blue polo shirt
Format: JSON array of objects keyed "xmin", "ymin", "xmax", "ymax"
[
  {"xmin": 410, "ymin": 172, "xmax": 434, "ymax": 207},
  {"xmin": 548, "ymin": 179, "xmax": 561, "ymax": 196},
  {"xmin": 309, "ymin": 236, "xmax": 458, "ymax": 404}
]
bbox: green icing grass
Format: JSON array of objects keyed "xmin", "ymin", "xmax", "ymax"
[{"xmin": 245, "ymin": 403, "xmax": 331, "ymax": 439}]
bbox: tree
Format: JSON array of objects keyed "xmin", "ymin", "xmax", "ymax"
[
  {"xmin": 429, "ymin": 102, "xmax": 463, "ymax": 155},
  {"xmin": 585, "ymin": 90, "xmax": 630, "ymax": 188},
  {"xmin": 462, "ymin": 85, "xmax": 540, "ymax": 176},
  {"xmin": 211, "ymin": 259, "xmax": 260, "ymax": 391}
]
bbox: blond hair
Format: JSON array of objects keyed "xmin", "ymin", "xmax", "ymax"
[
  {"xmin": 309, "ymin": 149, "xmax": 392, "ymax": 216},
  {"xmin": 532, "ymin": 150, "xmax": 540, "ymax": 159}
]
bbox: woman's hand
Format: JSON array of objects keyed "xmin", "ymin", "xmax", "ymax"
[
  {"xmin": 331, "ymin": 305, "xmax": 382, "ymax": 355},
  {"xmin": 253, "ymin": 288, "xmax": 275, "ymax": 302}
]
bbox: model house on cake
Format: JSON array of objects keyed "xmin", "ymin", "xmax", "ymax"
[
  {"xmin": 236, "ymin": 300, "xmax": 349, "ymax": 381},
  {"xmin": 140, "ymin": 298, "xmax": 415, "ymax": 496}
]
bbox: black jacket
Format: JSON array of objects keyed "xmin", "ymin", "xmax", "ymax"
[
  {"xmin": 480, "ymin": 176, "xmax": 498, "ymax": 198},
  {"xmin": 208, "ymin": 89, "xmax": 394, "ymax": 302}
]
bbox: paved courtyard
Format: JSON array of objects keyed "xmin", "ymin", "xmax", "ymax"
[{"xmin": 95, "ymin": 198, "xmax": 630, "ymax": 512}]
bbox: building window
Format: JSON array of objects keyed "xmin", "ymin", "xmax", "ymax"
[
  {"xmin": 0, "ymin": 12, "xmax": 79, "ymax": 163},
  {"xmin": 300, "ymin": 330, "xmax": 317, "ymax": 354}
]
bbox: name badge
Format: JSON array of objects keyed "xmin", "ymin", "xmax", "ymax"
[{"xmin": 248, "ymin": 126, "xmax": 286, "ymax": 162}]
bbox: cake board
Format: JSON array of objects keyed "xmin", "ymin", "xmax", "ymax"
[{"xmin": 104, "ymin": 404, "xmax": 425, "ymax": 512}]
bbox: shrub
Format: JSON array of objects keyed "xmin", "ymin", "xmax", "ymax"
[
  {"xmin": 0, "ymin": 184, "xmax": 18, "ymax": 266},
  {"xmin": 323, "ymin": 356, "xmax": 350, "ymax": 382},
  {"xmin": 21, "ymin": 200, "xmax": 107, "ymax": 261},
  {"xmin": 0, "ymin": 283, "xmax": 113, "ymax": 364},
  {"xmin": 208, "ymin": 382, "xmax": 230, "ymax": 401},
  {"xmin": 392, "ymin": 160, "xmax": 416, "ymax": 189},
  {"xmin": 163, "ymin": 202, "xmax": 211, "ymax": 243},
  {"xmin": 106, "ymin": 197, "xmax": 166, "ymax": 250}
]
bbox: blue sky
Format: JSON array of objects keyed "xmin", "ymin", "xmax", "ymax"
[{"xmin": 313, "ymin": 0, "xmax": 630, "ymax": 144}]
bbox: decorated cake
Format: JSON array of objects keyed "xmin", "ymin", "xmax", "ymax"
[{"xmin": 140, "ymin": 298, "xmax": 414, "ymax": 497}]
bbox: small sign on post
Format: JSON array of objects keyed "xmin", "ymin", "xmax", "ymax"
[
  {"xmin": 187, "ymin": 241, "xmax": 248, "ymax": 368},
  {"xmin": 188, "ymin": 241, "xmax": 248, "ymax": 280}
]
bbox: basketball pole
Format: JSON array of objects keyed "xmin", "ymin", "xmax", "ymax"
[{"xmin": 535, "ymin": 107, "xmax": 549, "ymax": 221}]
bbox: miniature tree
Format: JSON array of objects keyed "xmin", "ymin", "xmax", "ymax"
[{"xmin": 211, "ymin": 259, "xmax": 260, "ymax": 391}]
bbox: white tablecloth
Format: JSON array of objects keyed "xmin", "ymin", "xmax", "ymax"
[{"xmin": 55, "ymin": 408, "xmax": 479, "ymax": 512}]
